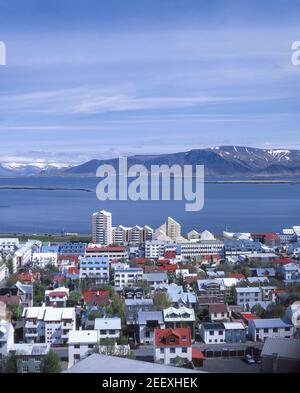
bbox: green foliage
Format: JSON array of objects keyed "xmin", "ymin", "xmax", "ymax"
[
  {"xmin": 68, "ymin": 290, "xmax": 82, "ymax": 306},
  {"xmin": 251, "ymin": 304, "xmax": 265, "ymax": 318},
  {"xmin": 88, "ymin": 310, "xmax": 103, "ymax": 320},
  {"xmin": 264, "ymin": 303, "xmax": 285, "ymax": 318},
  {"xmin": 6, "ymin": 273, "xmax": 18, "ymax": 287},
  {"xmin": 33, "ymin": 282, "xmax": 48, "ymax": 306},
  {"xmin": 7, "ymin": 303, "xmax": 23, "ymax": 321},
  {"xmin": 4, "ymin": 256, "xmax": 14, "ymax": 275},
  {"xmin": 1, "ymin": 352, "xmax": 17, "ymax": 373},
  {"xmin": 107, "ymin": 293, "xmax": 125, "ymax": 319},
  {"xmin": 153, "ymin": 291, "xmax": 172, "ymax": 311},
  {"xmin": 40, "ymin": 351, "xmax": 61, "ymax": 373}
]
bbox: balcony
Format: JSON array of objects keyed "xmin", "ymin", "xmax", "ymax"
[
  {"xmin": 25, "ymin": 321, "xmax": 38, "ymax": 328},
  {"xmin": 25, "ymin": 332, "xmax": 38, "ymax": 337}
]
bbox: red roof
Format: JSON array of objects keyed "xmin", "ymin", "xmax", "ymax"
[
  {"xmin": 48, "ymin": 291, "xmax": 68, "ymax": 297},
  {"xmin": 271, "ymin": 289, "xmax": 288, "ymax": 294},
  {"xmin": 83, "ymin": 290, "xmax": 109, "ymax": 302},
  {"xmin": 17, "ymin": 272, "xmax": 40, "ymax": 282},
  {"xmin": 54, "ymin": 275, "xmax": 65, "ymax": 282},
  {"xmin": 192, "ymin": 348, "xmax": 205, "ymax": 360},
  {"xmin": 155, "ymin": 328, "xmax": 192, "ymax": 347},
  {"xmin": 240, "ymin": 312, "xmax": 259, "ymax": 321},
  {"xmin": 164, "ymin": 251, "xmax": 176, "ymax": 259},
  {"xmin": 67, "ymin": 267, "xmax": 80, "ymax": 275},
  {"xmin": 229, "ymin": 273, "xmax": 245, "ymax": 279},
  {"xmin": 86, "ymin": 246, "xmax": 126, "ymax": 252},
  {"xmin": 135, "ymin": 258, "xmax": 147, "ymax": 264},
  {"xmin": 57, "ymin": 255, "xmax": 79, "ymax": 262},
  {"xmin": 273, "ymin": 258, "xmax": 295, "ymax": 265},
  {"xmin": 156, "ymin": 259, "xmax": 171, "ymax": 265},
  {"xmin": 251, "ymin": 233, "xmax": 279, "ymax": 240}
]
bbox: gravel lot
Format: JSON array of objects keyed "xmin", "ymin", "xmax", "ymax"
[{"xmin": 202, "ymin": 358, "xmax": 261, "ymax": 373}]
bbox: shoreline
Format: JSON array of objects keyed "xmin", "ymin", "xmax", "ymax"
[{"xmin": 0, "ymin": 186, "xmax": 93, "ymax": 192}]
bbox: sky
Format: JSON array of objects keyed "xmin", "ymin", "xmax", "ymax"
[{"xmin": 0, "ymin": 0, "xmax": 300, "ymax": 165}]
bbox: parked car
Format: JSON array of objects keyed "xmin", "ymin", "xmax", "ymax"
[{"xmin": 244, "ymin": 354, "xmax": 256, "ymax": 364}]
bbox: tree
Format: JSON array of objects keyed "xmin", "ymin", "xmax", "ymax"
[
  {"xmin": 264, "ymin": 303, "xmax": 285, "ymax": 318},
  {"xmin": 251, "ymin": 304, "xmax": 265, "ymax": 318},
  {"xmin": 33, "ymin": 282, "xmax": 47, "ymax": 306},
  {"xmin": 68, "ymin": 290, "xmax": 82, "ymax": 306},
  {"xmin": 107, "ymin": 293, "xmax": 125, "ymax": 319},
  {"xmin": 40, "ymin": 351, "xmax": 61, "ymax": 373},
  {"xmin": 2, "ymin": 352, "xmax": 17, "ymax": 373},
  {"xmin": 88, "ymin": 310, "xmax": 103, "ymax": 320},
  {"xmin": 153, "ymin": 291, "xmax": 172, "ymax": 311},
  {"xmin": 4, "ymin": 256, "xmax": 14, "ymax": 275},
  {"xmin": 7, "ymin": 303, "xmax": 23, "ymax": 321},
  {"xmin": 6, "ymin": 273, "xmax": 18, "ymax": 287}
]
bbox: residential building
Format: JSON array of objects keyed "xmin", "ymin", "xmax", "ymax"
[
  {"xmin": 223, "ymin": 322, "xmax": 246, "ymax": 343},
  {"xmin": 143, "ymin": 272, "xmax": 168, "ymax": 290},
  {"xmin": 94, "ymin": 317, "xmax": 121, "ymax": 340},
  {"xmin": 234, "ymin": 287, "xmax": 262, "ymax": 306},
  {"xmin": 163, "ymin": 307, "xmax": 195, "ymax": 340},
  {"xmin": 92, "ymin": 210, "xmax": 112, "ymax": 245},
  {"xmin": 59, "ymin": 243, "xmax": 87, "ymax": 257},
  {"xmin": 0, "ymin": 263, "xmax": 8, "ymax": 283},
  {"xmin": 154, "ymin": 327, "xmax": 192, "ymax": 365},
  {"xmin": 45, "ymin": 287, "xmax": 69, "ymax": 307},
  {"xmin": 180, "ymin": 240, "xmax": 224, "ymax": 258},
  {"xmin": 22, "ymin": 307, "xmax": 76, "ymax": 345},
  {"xmin": 79, "ymin": 257, "xmax": 109, "ymax": 283},
  {"xmin": 114, "ymin": 267, "xmax": 143, "ymax": 290},
  {"xmin": 0, "ymin": 238, "xmax": 19, "ymax": 252},
  {"xmin": 85, "ymin": 246, "xmax": 127, "ymax": 262},
  {"xmin": 145, "ymin": 241, "xmax": 166, "ymax": 259},
  {"xmin": 260, "ymin": 338, "xmax": 300, "ymax": 373},
  {"xmin": 68, "ymin": 330, "xmax": 98, "ymax": 368},
  {"xmin": 224, "ymin": 240, "xmax": 263, "ymax": 257},
  {"xmin": 248, "ymin": 318, "xmax": 295, "ymax": 342},
  {"xmin": 209, "ymin": 303, "xmax": 231, "ymax": 322},
  {"xmin": 197, "ymin": 280, "xmax": 226, "ymax": 303},
  {"xmin": 125, "ymin": 298, "xmax": 154, "ymax": 326},
  {"xmin": 31, "ymin": 252, "xmax": 58, "ymax": 268},
  {"xmin": 112, "ymin": 225, "xmax": 129, "ymax": 244},
  {"xmin": 14, "ymin": 281, "xmax": 33, "ymax": 307},
  {"xmin": 11, "ymin": 343, "xmax": 50, "ymax": 373},
  {"xmin": 138, "ymin": 310, "xmax": 165, "ymax": 344},
  {"xmin": 13, "ymin": 240, "xmax": 42, "ymax": 271},
  {"xmin": 200, "ymin": 322, "xmax": 225, "ymax": 344}
]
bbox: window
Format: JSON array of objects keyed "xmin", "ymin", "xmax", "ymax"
[
  {"xmin": 273, "ymin": 328, "xmax": 278, "ymax": 333},
  {"xmin": 34, "ymin": 357, "xmax": 40, "ymax": 362},
  {"xmin": 35, "ymin": 366, "xmax": 40, "ymax": 372},
  {"xmin": 160, "ymin": 348, "xmax": 164, "ymax": 354},
  {"xmin": 22, "ymin": 366, "xmax": 29, "ymax": 373},
  {"xmin": 170, "ymin": 348, "xmax": 175, "ymax": 353},
  {"xmin": 74, "ymin": 354, "xmax": 80, "ymax": 360},
  {"xmin": 88, "ymin": 344, "xmax": 94, "ymax": 349},
  {"xmin": 74, "ymin": 344, "xmax": 80, "ymax": 349},
  {"xmin": 209, "ymin": 331, "xmax": 214, "ymax": 335},
  {"xmin": 182, "ymin": 347, "xmax": 187, "ymax": 353},
  {"xmin": 284, "ymin": 327, "xmax": 290, "ymax": 332},
  {"xmin": 218, "ymin": 331, "xmax": 223, "ymax": 335},
  {"xmin": 109, "ymin": 330, "xmax": 116, "ymax": 335},
  {"xmin": 263, "ymin": 328, "xmax": 268, "ymax": 333}
]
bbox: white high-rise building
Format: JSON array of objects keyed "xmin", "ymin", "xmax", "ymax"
[
  {"xmin": 166, "ymin": 217, "xmax": 181, "ymax": 241},
  {"xmin": 92, "ymin": 210, "xmax": 112, "ymax": 245}
]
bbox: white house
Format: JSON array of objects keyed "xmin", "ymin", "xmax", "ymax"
[
  {"xmin": 154, "ymin": 327, "xmax": 192, "ymax": 365},
  {"xmin": 94, "ymin": 317, "xmax": 122, "ymax": 340},
  {"xmin": 234, "ymin": 287, "xmax": 262, "ymax": 305},
  {"xmin": 22, "ymin": 306, "xmax": 76, "ymax": 345},
  {"xmin": 13, "ymin": 240, "xmax": 42, "ymax": 271},
  {"xmin": 200, "ymin": 322, "xmax": 225, "ymax": 344},
  {"xmin": 208, "ymin": 303, "xmax": 231, "ymax": 321},
  {"xmin": 68, "ymin": 330, "xmax": 98, "ymax": 368},
  {"xmin": 79, "ymin": 257, "xmax": 109, "ymax": 283},
  {"xmin": 45, "ymin": 287, "xmax": 69, "ymax": 307},
  {"xmin": 32, "ymin": 252, "xmax": 58, "ymax": 268},
  {"xmin": 0, "ymin": 263, "xmax": 8, "ymax": 283},
  {"xmin": 163, "ymin": 307, "xmax": 195, "ymax": 340},
  {"xmin": 0, "ymin": 238, "xmax": 19, "ymax": 252},
  {"xmin": 114, "ymin": 267, "xmax": 143, "ymax": 290},
  {"xmin": 248, "ymin": 318, "xmax": 295, "ymax": 342}
]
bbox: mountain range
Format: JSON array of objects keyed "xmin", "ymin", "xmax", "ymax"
[{"xmin": 2, "ymin": 146, "xmax": 300, "ymax": 177}]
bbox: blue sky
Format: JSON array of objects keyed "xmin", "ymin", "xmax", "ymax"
[{"xmin": 0, "ymin": 0, "xmax": 300, "ymax": 164}]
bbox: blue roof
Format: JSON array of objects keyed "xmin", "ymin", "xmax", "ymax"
[{"xmin": 249, "ymin": 318, "xmax": 293, "ymax": 328}]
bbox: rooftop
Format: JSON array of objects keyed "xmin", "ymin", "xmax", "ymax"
[
  {"xmin": 261, "ymin": 338, "xmax": 300, "ymax": 359},
  {"xmin": 63, "ymin": 353, "xmax": 202, "ymax": 373},
  {"xmin": 68, "ymin": 330, "xmax": 98, "ymax": 344}
]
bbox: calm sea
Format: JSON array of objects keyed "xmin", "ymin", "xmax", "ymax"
[{"xmin": 0, "ymin": 176, "xmax": 299, "ymax": 235}]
